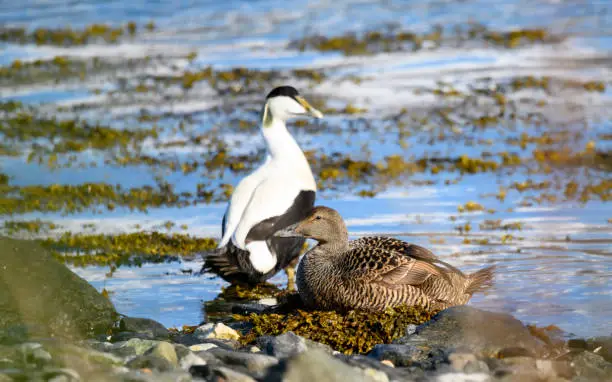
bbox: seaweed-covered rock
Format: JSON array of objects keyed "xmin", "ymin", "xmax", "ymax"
[
  {"xmin": 395, "ymin": 306, "xmax": 546, "ymax": 357},
  {"xmin": 0, "ymin": 237, "xmax": 117, "ymax": 341},
  {"xmin": 237, "ymin": 305, "xmax": 437, "ymax": 354}
]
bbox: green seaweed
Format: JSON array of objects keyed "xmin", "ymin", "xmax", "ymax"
[
  {"xmin": 235, "ymin": 305, "xmax": 438, "ymax": 354},
  {"xmin": 3, "ymin": 219, "xmax": 59, "ymax": 234},
  {"xmin": 42, "ymin": 231, "xmax": 217, "ymax": 267},
  {"xmin": 0, "ymin": 22, "xmax": 148, "ymax": 46},
  {"xmin": 290, "ymin": 24, "xmax": 559, "ymax": 56},
  {"xmin": 0, "ymin": 180, "xmax": 200, "ymax": 215}
]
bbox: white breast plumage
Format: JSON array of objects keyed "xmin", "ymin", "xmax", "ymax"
[{"xmin": 218, "ymin": 122, "xmax": 316, "ymax": 251}]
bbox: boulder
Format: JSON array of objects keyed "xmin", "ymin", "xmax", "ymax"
[
  {"xmin": 116, "ymin": 317, "xmax": 169, "ymax": 340},
  {"xmin": 395, "ymin": 306, "xmax": 546, "ymax": 357},
  {"xmin": 0, "ymin": 237, "xmax": 117, "ymax": 341},
  {"xmin": 257, "ymin": 332, "xmax": 333, "ymax": 359},
  {"xmin": 207, "ymin": 347, "xmax": 278, "ymax": 378},
  {"xmin": 266, "ymin": 349, "xmax": 376, "ymax": 382}
]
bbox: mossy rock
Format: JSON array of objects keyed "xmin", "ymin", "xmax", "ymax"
[
  {"xmin": 0, "ymin": 237, "xmax": 118, "ymax": 342},
  {"xmin": 235, "ymin": 305, "xmax": 438, "ymax": 355}
]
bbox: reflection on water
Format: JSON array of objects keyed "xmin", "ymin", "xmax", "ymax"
[{"xmin": 2, "ymin": 0, "xmax": 612, "ymax": 338}]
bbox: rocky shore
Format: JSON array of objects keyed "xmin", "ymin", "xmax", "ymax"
[
  {"xmin": 2, "ymin": 311, "xmax": 611, "ymax": 382},
  {"xmin": 1, "ymin": 237, "xmax": 611, "ymax": 382}
]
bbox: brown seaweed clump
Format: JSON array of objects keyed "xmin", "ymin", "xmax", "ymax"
[{"xmin": 235, "ymin": 305, "xmax": 438, "ymax": 354}]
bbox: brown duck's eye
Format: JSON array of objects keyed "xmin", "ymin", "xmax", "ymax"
[{"xmin": 315, "ymin": 216, "xmax": 322, "ymax": 220}]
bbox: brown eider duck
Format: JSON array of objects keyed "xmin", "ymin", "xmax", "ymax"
[{"xmin": 276, "ymin": 206, "xmax": 495, "ymax": 312}]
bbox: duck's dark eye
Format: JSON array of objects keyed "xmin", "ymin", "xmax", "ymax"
[{"xmin": 315, "ymin": 216, "xmax": 322, "ymax": 220}]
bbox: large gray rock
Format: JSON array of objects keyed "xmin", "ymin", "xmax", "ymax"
[
  {"xmin": 571, "ymin": 351, "xmax": 612, "ymax": 381},
  {"xmin": 568, "ymin": 336, "xmax": 612, "ymax": 363},
  {"xmin": 395, "ymin": 306, "xmax": 546, "ymax": 357},
  {"xmin": 0, "ymin": 237, "xmax": 117, "ymax": 341},
  {"xmin": 116, "ymin": 317, "xmax": 169, "ymax": 340},
  {"xmin": 257, "ymin": 332, "xmax": 333, "ymax": 359},
  {"xmin": 145, "ymin": 342, "xmax": 178, "ymax": 367},
  {"xmin": 126, "ymin": 354, "xmax": 174, "ymax": 372},
  {"xmin": 367, "ymin": 343, "xmax": 456, "ymax": 373},
  {"xmin": 189, "ymin": 364, "xmax": 257, "ymax": 382},
  {"xmin": 207, "ymin": 347, "xmax": 278, "ymax": 378},
  {"xmin": 265, "ymin": 349, "xmax": 379, "ymax": 382}
]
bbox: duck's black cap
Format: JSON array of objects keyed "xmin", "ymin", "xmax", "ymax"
[{"xmin": 266, "ymin": 86, "xmax": 299, "ymax": 99}]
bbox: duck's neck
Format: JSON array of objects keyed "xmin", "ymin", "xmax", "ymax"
[
  {"xmin": 316, "ymin": 240, "xmax": 350, "ymax": 255},
  {"xmin": 314, "ymin": 225, "xmax": 350, "ymax": 256},
  {"xmin": 261, "ymin": 118, "xmax": 304, "ymax": 161}
]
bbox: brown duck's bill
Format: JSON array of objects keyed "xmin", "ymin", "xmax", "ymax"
[{"xmin": 274, "ymin": 222, "xmax": 303, "ymax": 238}]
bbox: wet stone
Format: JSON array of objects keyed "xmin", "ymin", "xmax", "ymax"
[
  {"xmin": 0, "ymin": 237, "xmax": 117, "ymax": 340},
  {"xmin": 258, "ymin": 332, "xmax": 307, "ymax": 359},
  {"xmin": 489, "ymin": 356, "xmax": 537, "ymax": 377},
  {"xmin": 337, "ymin": 354, "xmax": 413, "ymax": 381},
  {"xmin": 118, "ymin": 317, "xmax": 169, "ymax": 340},
  {"xmin": 82, "ymin": 347, "xmax": 124, "ymax": 366},
  {"xmin": 178, "ymin": 351, "xmax": 206, "ymax": 371},
  {"xmin": 257, "ymin": 331, "xmax": 332, "ymax": 359},
  {"xmin": 190, "ymin": 364, "xmax": 257, "ymax": 382},
  {"xmin": 111, "ymin": 338, "xmax": 160, "ymax": 357},
  {"xmin": 43, "ymin": 368, "xmax": 80, "ymax": 382},
  {"xmin": 496, "ymin": 346, "xmax": 535, "ymax": 358},
  {"xmin": 586, "ymin": 336, "xmax": 612, "ymax": 362},
  {"xmin": 568, "ymin": 339, "xmax": 588, "ymax": 350},
  {"xmin": 188, "ymin": 343, "xmax": 218, "ymax": 352},
  {"xmin": 120, "ymin": 370, "xmax": 193, "ymax": 382},
  {"xmin": 396, "ymin": 306, "xmax": 546, "ymax": 358},
  {"xmin": 367, "ymin": 344, "xmax": 426, "ymax": 367},
  {"xmin": 194, "ymin": 322, "xmax": 240, "ymax": 341},
  {"xmin": 126, "ymin": 354, "xmax": 174, "ymax": 372},
  {"xmin": 448, "ymin": 352, "xmax": 489, "ymax": 374},
  {"xmin": 266, "ymin": 349, "xmax": 374, "ymax": 382},
  {"xmin": 172, "ymin": 343, "xmax": 191, "ymax": 360},
  {"xmin": 207, "ymin": 347, "xmax": 278, "ymax": 377},
  {"xmin": 570, "ymin": 350, "xmax": 612, "ymax": 381},
  {"xmin": 145, "ymin": 341, "xmax": 178, "ymax": 367},
  {"xmin": 19, "ymin": 342, "xmax": 52, "ymax": 365}
]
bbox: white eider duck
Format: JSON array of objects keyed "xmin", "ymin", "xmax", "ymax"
[
  {"xmin": 276, "ymin": 206, "xmax": 496, "ymax": 312},
  {"xmin": 201, "ymin": 86, "xmax": 323, "ymax": 285}
]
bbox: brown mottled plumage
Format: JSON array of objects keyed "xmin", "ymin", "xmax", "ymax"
[{"xmin": 276, "ymin": 206, "xmax": 495, "ymax": 312}]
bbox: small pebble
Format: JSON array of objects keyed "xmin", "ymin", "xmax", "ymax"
[
  {"xmin": 195, "ymin": 323, "xmax": 240, "ymax": 341},
  {"xmin": 189, "ymin": 343, "xmax": 218, "ymax": 352}
]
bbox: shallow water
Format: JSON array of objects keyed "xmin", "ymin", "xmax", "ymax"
[{"xmin": 1, "ymin": 0, "xmax": 611, "ymax": 338}]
